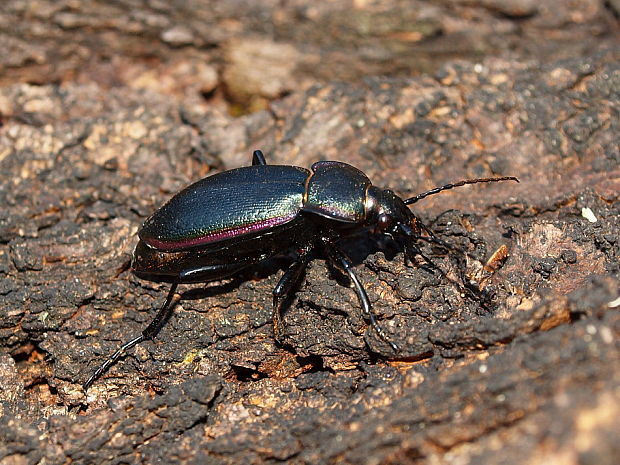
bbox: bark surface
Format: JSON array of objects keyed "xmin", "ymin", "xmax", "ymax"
[{"xmin": 0, "ymin": 1, "xmax": 619, "ymax": 464}]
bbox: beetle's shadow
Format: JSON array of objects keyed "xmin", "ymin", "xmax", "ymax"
[
  {"xmin": 173, "ymin": 234, "xmax": 402, "ymax": 330},
  {"xmin": 338, "ymin": 231, "xmax": 403, "ymax": 264},
  {"xmin": 172, "ymin": 230, "xmax": 460, "ymax": 335},
  {"xmin": 180, "ymin": 277, "xmax": 246, "ymax": 301}
]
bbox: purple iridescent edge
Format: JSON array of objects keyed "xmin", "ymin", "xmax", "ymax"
[{"xmin": 142, "ymin": 213, "xmax": 297, "ymax": 251}]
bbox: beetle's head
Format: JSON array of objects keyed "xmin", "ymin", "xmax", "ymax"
[
  {"xmin": 365, "ymin": 175, "xmax": 518, "ymax": 263},
  {"xmin": 365, "ymin": 186, "xmax": 421, "ymax": 240}
]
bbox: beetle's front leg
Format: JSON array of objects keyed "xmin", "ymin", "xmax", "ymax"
[
  {"xmin": 405, "ymin": 241, "xmax": 481, "ymax": 303},
  {"xmin": 272, "ymin": 245, "xmax": 314, "ymax": 343},
  {"xmin": 322, "ymin": 239, "xmax": 399, "ymax": 352}
]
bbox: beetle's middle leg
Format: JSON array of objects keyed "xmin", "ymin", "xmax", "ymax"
[
  {"xmin": 322, "ymin": 240, "xmax": 399, "ymax": 352},
  {"xmin": 272, "ymin": 245, "xmax": 314, "ymax": 343},
  {"xmin": 252, "ymin": 150, "xmax": 267, "ymax": 166}
]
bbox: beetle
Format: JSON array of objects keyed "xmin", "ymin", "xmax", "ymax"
[{"xmin": 83, "ymin": 150, "xmax": 517, "ymax": 389}]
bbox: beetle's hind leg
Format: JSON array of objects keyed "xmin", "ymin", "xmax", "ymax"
[
  {"xmin": 272, "ymin": 245, "xmax": 314, "ymax": 343},
  {"xmin": 322, "ymin": 240, "xmax": 399, "ymax": 352},
  {"xmin": 83, "ymin": 283, "xmax": 179, "ymax": 391}
]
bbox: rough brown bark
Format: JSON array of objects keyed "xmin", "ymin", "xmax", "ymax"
[{"xmin": 0, "ymin": 1, "xmax": 619, "ymax": 464}]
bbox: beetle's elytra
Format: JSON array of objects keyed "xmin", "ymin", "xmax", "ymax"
[{"xmin": 83, "ymin": 150, "xmax": 517, "ymax": 390}]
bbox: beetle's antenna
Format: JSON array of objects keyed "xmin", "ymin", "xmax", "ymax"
[{"xmin": 404, "ymin": 176, "xmax": 518, "ymax": 205}]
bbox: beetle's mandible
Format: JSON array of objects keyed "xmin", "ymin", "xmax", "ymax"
[{"xmin": 83, "ymin": 150, "xmax": 517, "ymax": 390}]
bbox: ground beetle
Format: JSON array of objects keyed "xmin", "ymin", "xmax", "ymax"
[{"xmin": 83, "ymin": 150, "xmax": 517, "ymax": 389}]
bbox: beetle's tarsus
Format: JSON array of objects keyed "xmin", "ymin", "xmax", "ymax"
[
  {"xmin": 82, "ymin": 334, "xmax": 145, "ymax": 391},
  {"xmin": 272, "ymin": 296, "xmax": 285, "ymax": 344}
]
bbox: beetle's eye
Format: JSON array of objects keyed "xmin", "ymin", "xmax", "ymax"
[{"xmin": 378, "ymin": 214, "xmax": 393, "ymax": 231}]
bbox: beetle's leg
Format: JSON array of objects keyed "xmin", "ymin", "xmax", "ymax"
[
  {"xmin": 141, "ymin": 282, "xmax": 180, "ymax": 339},
  {"xmin": 322, "ymin": 241, "xmax": 399, "ymax": 352},
  {"xmin": 252, "ymin": 150, "xmax": 267, "ymax": 166},
  {"xmin": 272, "ymin": 245, "xmax": 314, "ymax": 343},
  {"xmin": 83, "ymin": 283, "xmax": 179, "ymax": 391},
  {"xmin": 406, "ymin": 240, "xmax": 451, "ymax": 276},
  {"xmin": 178, "ymin": 261, "xmax": 257, "ymax": 283},
  {"xmin": 406, "ymin": 242, "xmax": 480, "ymax": 302},
  {"xmin": 404, "ymin": 241, "xmax": 441, "ymax": 272},
  {"xmin": 417, "ymin": 221, "xmax": 466, "ymax": 254}
]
